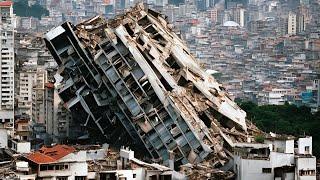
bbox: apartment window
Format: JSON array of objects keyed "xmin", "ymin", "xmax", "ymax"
[
  {"xmin": 57, "ymin": 177, "xmax": 68, "ymax": 180},
  {"xmin": 133, "ymin": 174, "xmax": 136, "ymax": 178},
  {"xmin": 40, "ymin": 165, "xmax": 47, "ymax": 171},
  {"xmin": 55, "ymin": 164, "xmax": 68, "ymax": 170},
  {"xmin": 48, "ymin": 165, "xmax": 54, "ymax": 170},
  {"xmin": 75, "ymin": 176, "xmax": 86, "ymax": 180},
  {"xmin": 262, "ymin": 168, "xmax": 272, "ymax": 173},
  {"xmin": 305, "ymin": 146, "xmax": 310, "ymax": 154},
  {"xmin": 39, "ymin": 164, "xmax": 54, "ymax": 171}
]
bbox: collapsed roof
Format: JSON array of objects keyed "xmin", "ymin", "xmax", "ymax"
[{"xmin": 44, "ymin": 3, "xmax": 261, "ymax": 177}]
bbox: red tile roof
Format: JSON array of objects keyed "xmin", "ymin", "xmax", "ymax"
[
  {"xmin": 0, "ymin": 1, "xmax": 12, "ymax": 7},
  {"xmin": 25, "ymin": 145, "xmax": 76, "ymax": 164}
]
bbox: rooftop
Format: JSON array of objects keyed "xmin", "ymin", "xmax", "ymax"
[
  {"xmin": 25, "ymin": 145, "xmax": 75, "ymax": 164},
  {"xmin": 0, "ymin": 1, "xmax": 12, "ymax": 7},
  {"xmin": 223, "ymin": 21, "xmax": 240, "ymax": 27}
]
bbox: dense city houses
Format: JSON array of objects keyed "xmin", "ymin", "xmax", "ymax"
[
  {"xmin": 0, "ymin": 0, "xmax": 318, "ymax": 179},
  {"xmin": 14, "ymin": 0, "xmax": 320, "ymax": 112}
]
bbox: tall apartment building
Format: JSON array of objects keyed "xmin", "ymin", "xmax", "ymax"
[
  {"xmin": 17, "ymin": 67, "xmax": 36, "ymax": 117},
  {"xmin": 296, "ymin": 6, "xmax": 310, "ymax": 33},
  {"xmin": 232, "ymin": 7, "xmax": 245, "ymax": 27},
  {"xmin": 209, "ymin": 7, "xmax": 224, "ymax": 24},
  {"xmin": 53, "ymin": 101, "xmax": 72, "ymax": 143},
  {"xmin": 288, "ymin": 11, "xmax": 297, "ymax": 35},
  {"xmin": 43, "ymin": 83, "xmax": 54, "ymax": 137},
  {"xmin": 0, "ymin": 1, "xmax": 15, "ymax": 130},
  {"xmin": 31, "ymin": 68, "xmax": 48, "ymax": 124}
]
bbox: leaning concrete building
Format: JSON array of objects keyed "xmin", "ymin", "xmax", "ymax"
[{"xmin": 44, "ymin": 3, "xmax": 267, "ymax": 178}]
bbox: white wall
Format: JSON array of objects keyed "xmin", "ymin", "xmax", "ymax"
[
  {"xmin": 295, "ymin": 157, "xmax": 316, "ymax": 180},
  {"xmin": 270, "ymin": 152, "xmax": 294, "ymax": 167},
  {"xmin": 16, "ymin": 142, "xmax": 31, "ymax": 153},
  {"xmin": 38, "ymin": 170, "xmax": 71, "ymax": 178},
  {"xmin": 234, "ymin": 151, "xmax": 295, "ymax": 180},
  {"xmin": 101, "ymin": 168, "xmax": 145, "ymax": 180},
  {"xmin": 69, "ymin": 162, "xmax": 88, "ymax": 178},
  {"xmin": 86, "ymin": 149, "xmax": 107, "ymax": 161},
  {"xmin": 59, "ymin": 151, "xmax": 88, "ymax": 178},
  {"xmin": 120, "ymin": 148, "xmax": 134, "ymax": 160},
  {"xmin": 285, "ymin": 140, "xmax": 294, "ymax": 154},
  {"xmin": 0, "ymin": 128, "xmax": 8, "ymax": 148},
  {"xmin": 38, "ymin": 151, "xmax": 88, "ymax": 179},
  {"xmin": 265, "ymin": 139, "xmax": 294, "ymax": 153},
  {"xmin": 17, "ymin": 174, "xmax": 36, "ymax": 180},
  {"xmin": 234, "ymin": 156, "xmax": 273, "ymax": 180},
  {"xmin": 297, "ymin": 137, "xmax": 312, "ymax": 155},
  {"xmin": 59, "ymin": 151, "xmax": 87, "ymax": 162},
  {"xmin": 87, "ymin": 172, "xmax": 96, "ymax": 179}
]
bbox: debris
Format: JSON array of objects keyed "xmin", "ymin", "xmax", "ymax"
[{"xmin": 44, "ymin": 3, "xmax": 262, "ymax": 177}]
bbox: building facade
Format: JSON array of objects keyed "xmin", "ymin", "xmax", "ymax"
[
  {"xmin": 234, "ymin": 136, "xmax": 316, "ymax": 180},
  {"xmin": 288, "ymin": 12, "xmax": 297, "ymax": 35},
  {"xmin": 0, "ymin": 1, "xmax": 15, "ymax": 130}
]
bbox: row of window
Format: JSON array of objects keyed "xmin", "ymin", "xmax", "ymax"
[
  {"xmin": 262, "ymin": 168, "xmax": 272, "ymax": 173},
  {"xmin": 56, "ymin": 176, "xmax": 86, "ymax": 180},
  {"xmin": 299, "ymin": 170, "xmax": 316, "ymax": 176},
  {"xmin": 262, "ymin": 168, "xmax": 316, "ymax": 176},
  {"xmin": 39, "ymin": 164, "xmax": 69, "ymax": 171},
  {"xmin": 1, "ymin": 52, "xmax": 13, "ymax": 55},
  {"xmin": 1, "ymin": 32, "xmax": 13, "ymax": 36}
]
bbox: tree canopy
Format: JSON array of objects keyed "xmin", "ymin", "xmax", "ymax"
[
  {"xmin": 13, "ymin": 0, "xmax": 49, "ymax": 19},
  {"xmin": 239, "ymin": 101, "xmax": 320, "ymax": 157}
]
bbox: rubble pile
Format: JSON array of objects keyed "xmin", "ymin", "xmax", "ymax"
[
  {"xmin": 87, "ymin": 149, "xmax": 119, "ymax": 172},
  {"xmin": 44, "ymin": 3, "xmax": 262, "ymax": 177},
  {"xmin": 0, "ymin": 161, "xmax": 16, "ymax": 179}
]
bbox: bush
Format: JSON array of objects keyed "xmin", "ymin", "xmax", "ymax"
[{"xmin": 255, "ymin": 135, "xmax": 265, "ymax": 143}]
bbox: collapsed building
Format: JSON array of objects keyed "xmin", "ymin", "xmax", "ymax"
[{"xmin": 44, "ymin": 3, "xmax": 262, "ymax": 178}]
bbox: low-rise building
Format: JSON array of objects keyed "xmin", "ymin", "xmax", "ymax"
[
  {"xmin": 24, "ymin": 145, "xmax": 88, "ymax": 180},
  {"xmin": 14, "ymin": 119, "xmax": 30, "ymax": 141},
  {"xmin": 10, "ymin": 139, "xmax": 31, "ymax": 154},
  {"xmin": 18, "ymin": 144, "xmax": 186, "ymax": 180},
  {"xmin": 234, "ymin": 135, "xmax": 316, "ymax": 180}
]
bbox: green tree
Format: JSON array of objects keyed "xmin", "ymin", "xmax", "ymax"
[
  {"xmin": 239, "ymin": 101, "xmax": 320, "ymax": 157},
  {"xmin": 13, "ymin": 0, "xmax": 49, "ymax": 19}
]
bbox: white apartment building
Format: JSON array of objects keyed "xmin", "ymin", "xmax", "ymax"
[
  {"xmin": 17, "ymin": 68, "xmax": 37, "ymax": 116},
  {"xmin": 24, "ymin": 145, "xmax": 88, "ymax": 180},
  {"xmin": 233, "ymin": 7, "xmax": 245, "ymax": 27},
  {"xmin": 0, "ymin": 1, "xmax": 15, "ymax": 130},
  {"xmin": 17, "ymin": 67, "xmax": 48, "ymax": 118},
  {"xmin": 258, "ymin": 88, "xmax": 292, "ymax": 105},
  {"xmin": 234, "ymin": 135, "xmax": 316, "ymax": 180},
  {"xmin": 288, "ymin": 12, "xmax": 297, "ymax": 35}
]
